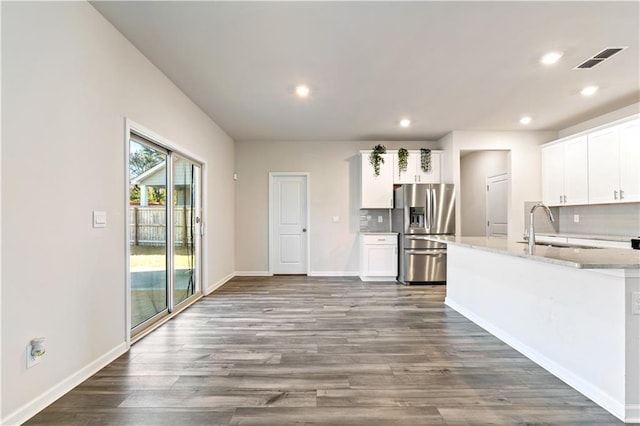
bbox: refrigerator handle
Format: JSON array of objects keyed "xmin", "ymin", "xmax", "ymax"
[
  {"xmin": 431, "ymin": 188, "xmax": 436, "ymax": 228},
  {"xmin": 425, "ymin": 187, "xmax": 431, "ymax": 231}
]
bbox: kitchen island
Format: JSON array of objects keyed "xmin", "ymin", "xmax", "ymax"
[{"xmin": 428, "ymin": 236, "xmax": 640, "ymax": 423}]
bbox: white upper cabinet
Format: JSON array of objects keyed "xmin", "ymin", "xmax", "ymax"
[
  {"xmin": 541, "ymin": 136, "xmax": 588, "ymax": 206},
  {"xmin": 563, "ymin": 136, "xmax": 589, "ymax": 205},
  {"xmin": 588, "ymin": 126, "xmax": 620, "ymax": 204},
  {"xmin": 541, "ymin": 115, "xmax": 639, "ymax": 207},
  {"xmin": 588, "ymin": 118, "xmax": 640, "ymax": 204},
  {"xmin": 393, "ymin": 150, "xmax": 442, "ymax": 184},
  {"xmin": 618, "ymin": 118, "xmax": 640, "ymax": 202},
  {"xmin": 541, "ymin": 143, "xmax": 565, "ymax": 206},
  {"xmin": 360, "ymin": 152, "xmax": 394, "ymax": 209}
]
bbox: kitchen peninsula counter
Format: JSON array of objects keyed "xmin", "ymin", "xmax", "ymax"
[
  {"xmin": 433, "ymin": 236, "xmax": 640, "ymax": 423},
  {"xmin": 426, "ymin": 235, "xmax": 640, "ymax": 269}
]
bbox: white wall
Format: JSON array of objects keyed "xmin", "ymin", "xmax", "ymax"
[
  {"xmin": 234, "ymin": 140, "xmax": 438, "ymax": 275},
  {"xmin": 1, "ymin": 2, "xmax": 235, "ymax": 423},
  {"xmin": 441, "ymin": 131, "xmax": 558, "ymax": 240},
  {"xmin": 559, "ymin": 102, "xmax": 640, "ymax": 138},
  {"xmin": 460, "ymin": 150, "xmax": 509, "ymax": 236}
]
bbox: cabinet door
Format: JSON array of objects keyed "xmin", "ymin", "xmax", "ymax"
[
  {"xmin": 415, "ymin": 151, "xmax": 442, "ymax": 184},
  {"xmin": 541, "ymin": 143, "xmax": 564, "ymax": 206},
  {"xmin": 361, "ymin": 153, "xmax": 394, "ymax": 208},
  {"xmin": 393, "ymin": 153, "xmax": 417, "ymax": 184},
  {"xmin": 362, "ymin": 244, "xmax": 397, "ymax": 276},
  {"xmin": 588, "ymin": 126, "xmax": 620, "ymax": 204},
  {"xmin": 563, "ymin": 136, "xmax": 588, "ymax": 205},
  {"xmin": 619, "ymin": 119, "xmax": 640, "ymax": 202}
]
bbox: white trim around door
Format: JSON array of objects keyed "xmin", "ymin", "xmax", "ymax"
[{"xmin": 268, "ymin": 172, "xmax": 311, "ymax": 275}]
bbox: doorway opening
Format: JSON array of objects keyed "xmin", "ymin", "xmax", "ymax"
[
  {"xmin": 460, "ymin": 150, "xmax": 510, "ymax": 237},
  {"xmin": 269, "ymin": 173, "xmax": 310, "ymax": 275},
  {"xmin": 127, "ymin": 125, "xmax": 203, "ymax": 341}
]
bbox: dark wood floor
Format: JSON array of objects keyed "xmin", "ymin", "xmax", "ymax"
[{"xmin": 27, "ymin": 276, "xmax": 622, "ymax": 425}]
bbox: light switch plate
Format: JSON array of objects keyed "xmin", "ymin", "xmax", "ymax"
[
  {"xmin": 93, "ymin": 211, "xmax": 107, "ymax": 228},
  {"xmin": 332, "ymin": 216, "xmax": 339, "ymax": 223}
]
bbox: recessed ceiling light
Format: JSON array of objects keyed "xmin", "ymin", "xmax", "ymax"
[
  {"xmin": 581, "ymin": 85, "xmax": 599, "ymax": 96},
  {"xmin": 399, "ymin": 118, "xmax": 411, "ymax": 128},
  {"xmin": 540, "ymin": 51, "xmax": 563, "ymax": 65},
  {"xmin": 520, "ymin": 116, "xmax": 532, "ymax": 125},
  {"xmin": 295, "ymin": 85, "xmax": 310, "ymax": 98}
]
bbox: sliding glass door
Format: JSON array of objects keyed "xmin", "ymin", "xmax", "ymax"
[
  {"xmin": 129, "ymin": 139, "xmax": 168, "ymax": 329},
  {"xmin": 128, "ymin": 133, "xmax": 202, "ymax": 337},
  {"xmin": 173, "ymin": 156, "xmax": 201, "ymax": 308}
]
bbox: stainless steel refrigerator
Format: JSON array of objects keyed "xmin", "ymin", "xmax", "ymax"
[{"xmin": 392, "ymin": 184, "xmax": 455, "ymax": 284}]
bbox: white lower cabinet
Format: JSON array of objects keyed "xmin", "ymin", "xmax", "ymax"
[{"xmin": 359, "ymin": 233, "xmax": 398, "ymax": 281}]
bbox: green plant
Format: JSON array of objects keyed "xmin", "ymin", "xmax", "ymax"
[
  {"xmin": 420, "ymin": 148, "xmax": 432, "ymax": 173},
  {"xmin": 369, "ymin": 144, "xmax": 387, "ymax": 176},
  {"xmin": 397, "ymin": 148, "xmax": 409, "ymax": 177}
]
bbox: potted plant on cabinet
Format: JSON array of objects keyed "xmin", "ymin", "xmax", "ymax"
[
  {"xmin": 397, "ymin": 148, "xmax": 409, "ymax": 178},
  {"xmin": 420, "ymin": 148, "xmax": 432, "ymax": 173},
  {"xmin": 369, "ymin": 144, "xmax": 387, "ymax": 176}
]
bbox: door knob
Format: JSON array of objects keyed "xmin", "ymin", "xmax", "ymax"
[{"xmin": 302, "ymin": 228, "xmax": 307, "ymax": 232}]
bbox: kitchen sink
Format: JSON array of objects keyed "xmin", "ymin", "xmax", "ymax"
[{"xmin": 516, "ymin": 241, "xmax": 603, "ymax": 249}]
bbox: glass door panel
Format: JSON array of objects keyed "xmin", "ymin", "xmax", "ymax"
[
  {"xmin": 173, "ymin": 156, "xmax": 201, "ymax": 306},
  {"xmin": 129, "ymin": 139, "xmax": 168, "ymax": 329}
]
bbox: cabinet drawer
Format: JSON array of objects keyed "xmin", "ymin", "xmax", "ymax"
[{"xmin": 362, "ymin": 234, "xmax": 397, "ymax": 245}]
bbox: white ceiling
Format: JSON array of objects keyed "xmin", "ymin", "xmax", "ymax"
[{"xmin": 91, "ymin": 1, "xmax": 640, "ymax": 142}]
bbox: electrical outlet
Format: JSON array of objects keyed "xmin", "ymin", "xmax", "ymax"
[
  {"xmin": 632, "ymin": 292, "xmax": 640, "ymax": 315},
  {"xmin": 26, "ymin": 345, "xmax": 42, "ymax": 369},
  {"xmin": 377, "ymin": 216, "xmax": 383, "ymax": 223},
  {"xmin": 573, "ymin": 214, "xmax": 580, "ymax": 223}
]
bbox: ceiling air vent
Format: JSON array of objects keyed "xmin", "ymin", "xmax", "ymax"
[{"xmin": 575, "ymin": 47, "xmax": 627, "ymax": 69}]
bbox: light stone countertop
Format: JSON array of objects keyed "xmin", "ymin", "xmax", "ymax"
[{"xmin": 426, "ymin": 236, "xmax": 640, "ymax": 270}]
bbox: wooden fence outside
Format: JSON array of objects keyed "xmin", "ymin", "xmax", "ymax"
[{"xmin": 129, "ymin": 206, "xmax": 194, "ymax": 246}]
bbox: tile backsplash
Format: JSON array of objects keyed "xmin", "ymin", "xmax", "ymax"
[
  {"xmin": 524, "ymin": 201, "xmax": 640, "ymax": 237},
  {"xmin": 359, "ymin": 209, "xmax": 391, "ymax": 232},
  {"xmin": 558, "ymin": 203, "xmax": 640, "ymax": 236}
]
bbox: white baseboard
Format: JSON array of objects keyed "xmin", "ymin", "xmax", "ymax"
[
  {"xmin": 234, "ymin": 271, "xmax": 359, "ymax": 278},
  {"xmin": 2, "ymin": 342, "xmax": 128, "ymax": 426},
  {"xmin": 626, "ymin": 405, "xmax": 640, "ymax": 423},
  {"xmin": 204, "ymin": 272, "xmax": 235, "ymax": 295},
  {"xmin": 234, "ymin": 271, "xmax": 271, "ymax": 277},
  {"xmin": 445, "ymin": 297, "xmax": 627, "ymax": 422},
  {"xmin": 358, "ymin": 275, "xmax": 397, "ymax": 282},
  {"xmin": 308, "ymin": 271, "xmax": 359, "ymax": 277}
]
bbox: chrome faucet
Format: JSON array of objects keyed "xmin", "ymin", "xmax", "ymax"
[{"xmin": 528, "ymin": 203, "xmax": 555, "ymax": 251}]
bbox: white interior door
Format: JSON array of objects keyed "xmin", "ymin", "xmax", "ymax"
[
  {"xmin": 271, "ymin": 174, "xmax": 308, "ymax": 274},
  {"xmin": 486, "ymin": 173, "xmax": 508, "ymax": 237}
]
